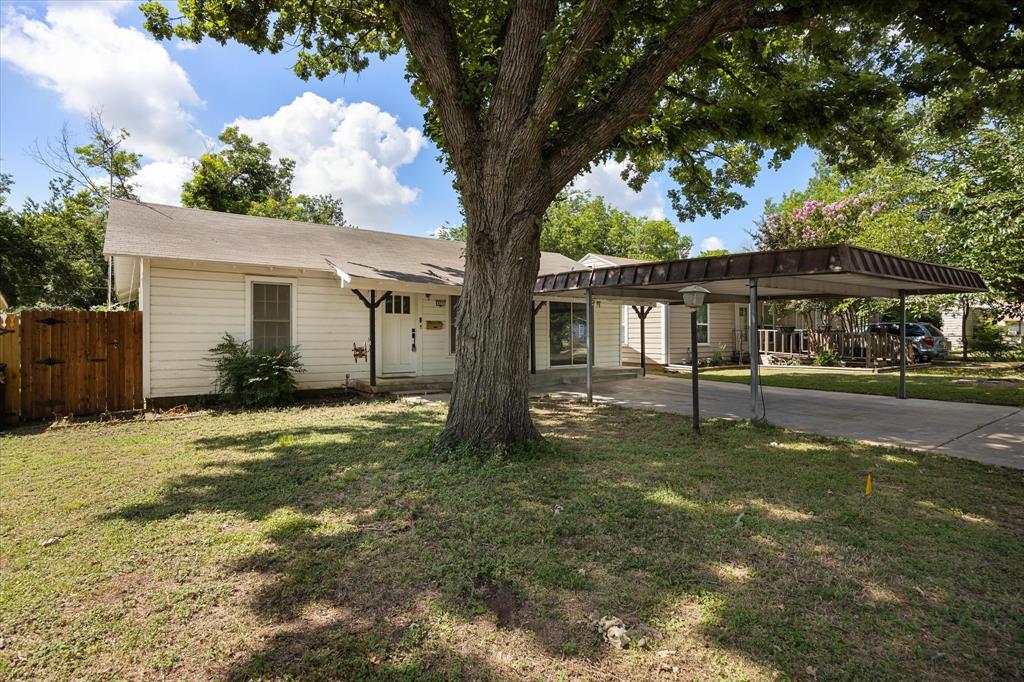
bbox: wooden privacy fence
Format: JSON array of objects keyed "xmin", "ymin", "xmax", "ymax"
[{"xmin": 0, "ymin": 310, "xmax": 142, "ymax": 422}]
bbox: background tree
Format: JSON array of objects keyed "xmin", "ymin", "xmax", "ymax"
[
  {"xmin": 439, "ymin": 192, "xmax": 693, "ymax": 260},
  {"xmin": 542, "ymin": 192, "xmax": 692, "ymax": 261},
  {"xmin": 30, "ymin": 112, "xmax": 141, "ymax": 203},
  {"xmin": 0, "ymin": 178, "xmax": 108, "ymax": 309},
  {"xmin": 3, "ymin": 115, "xmax": 136, "ymax": 309},
  {"xmin": 181, "ymin": 126, "xmax": 347, "ymax": 226},
  {"xmin": 143, "ymin": 0, "xmax": 1024, "ymax": 450},
  {"xmin": 755, "ymin": 111, "xmax": 1024, "ymax": 357}
]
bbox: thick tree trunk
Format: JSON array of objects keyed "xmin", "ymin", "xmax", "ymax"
[{"xmin": 437, "ymin": 200, "xmax": 546, "ymax": 451}]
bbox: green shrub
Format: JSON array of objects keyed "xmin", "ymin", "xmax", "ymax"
[
  {"xmin": 207, "ymin": 333, "xmax": 304, "ymax": 407},
  {"xmin": 814, "ymin": 348, "xmax": 841, "ymax": 367},
  {"xmin": 969, "ymin": 318, "xmax": 1008, "ymax": 359}
]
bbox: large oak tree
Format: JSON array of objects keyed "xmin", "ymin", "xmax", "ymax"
[{"xmin": 141, "ymin": 0, "xmax": 1023, "ymax": 450}]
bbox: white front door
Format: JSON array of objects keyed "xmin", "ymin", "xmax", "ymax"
[{"xmin": 381, "ymin": 294, "xmax": 417, "ymax": 375}]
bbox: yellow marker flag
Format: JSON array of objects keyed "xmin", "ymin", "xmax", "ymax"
[{"xmin": 865, "ymin": 472, "xmax": 873, "ymax": 496}]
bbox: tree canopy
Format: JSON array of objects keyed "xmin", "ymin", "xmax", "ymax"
[
  {"xmin": 542, "ymin": 192, "xmax": 692, "ymax": 261},
  {"xmin": 181, "ymin": 127, "xmax": 347, "ymax": 226},
  {"xmin": 756, "ymin": 112, "xmax": 1024, "ymax": 314},
  {"xmin": 1, "ymin": 116, "xmax": 134, "ymax": 309}
]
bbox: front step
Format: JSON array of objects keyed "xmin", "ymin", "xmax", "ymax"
[{"xmin": 529, "ymin": 367, "xmax": 642, "ymax": 391}]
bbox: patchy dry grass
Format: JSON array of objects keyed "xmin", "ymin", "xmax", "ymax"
[
  {"xmin": 659, "ymin": 361, "xmax": 1024, "ymax": 407},
  {"xmin": 2, "ymin": 399, "xmax": 1022, "ymax": 680}
]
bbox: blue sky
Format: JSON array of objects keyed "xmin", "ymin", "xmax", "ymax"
[{"xmin": 0, "ymin": 0, "xmax": 817, "ymax": 253}]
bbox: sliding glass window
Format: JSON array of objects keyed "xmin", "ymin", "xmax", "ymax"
[{"xmin": 549, "ymin": 302, "xmax": 589, "ymax": 366}]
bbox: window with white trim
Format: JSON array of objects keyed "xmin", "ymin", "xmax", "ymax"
[
  {"xmin": 696, "ymin": 303, "xmax": 709, "ymax": 344},
  {"xmin": 251, "ymin": 282, "xmax": 292, "ymax": 352},
  {"xmin": 621, "ymin": 306, "xmax": 629, "ymax": 344}
]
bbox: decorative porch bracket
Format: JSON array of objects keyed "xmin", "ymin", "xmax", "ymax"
[
  {"xmin": 630, "ymin": 305, "xmax": 654, "ymax": 376},
  {"xmin": 530, "ymin": 301, "xmax": 547, "ymax": 375},
  {"xmin": 352, "ymin": 289, "xmax": 392, "ymax": 387}
]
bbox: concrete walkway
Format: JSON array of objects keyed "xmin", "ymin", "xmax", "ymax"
[{"xmin": 543, "ymin": 376, "xmax": 1024, "ymax": 470}]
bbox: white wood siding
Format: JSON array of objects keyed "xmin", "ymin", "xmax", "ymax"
[
  {"xmin": 621, "ymin": 304, "xmax": 664, "ymax": 365},
  {"xmin": 535, "ymin": 302, "xmax": 551, "ymax": 370},
  {"xmin": 144, "ymin": 260, "xmax": 624, "ymax": 399},
  {"xmin": 146, "ymin": 260, "xmax": 376, "ymax": 398},
  {"xmin": 666, "ymin": 303, "xmax": 737, "ymax": 363},
  {"xmin": 594, "ymin": 300, "xmax": 621, "ymax": 367},
  {"xmin": 418, "ymin": 294, "xmax": 456, "ymax": 376}
]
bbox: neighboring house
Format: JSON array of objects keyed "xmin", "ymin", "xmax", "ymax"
[
  {"xmin": 941, "ymin": 304, "xmax": 1023, "ymax": 349},
  {"xmin": 940, "ymin": 306, "xmax": 984, "ymax": 351},
  {"xmin": 103, "ymin": 200, "xmax": 625, "ymax": 401}
]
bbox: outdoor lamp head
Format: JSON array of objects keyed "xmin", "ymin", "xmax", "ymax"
[{"xmin": 679, "ymin": 285, "xmax": 710, "ymax": 309}]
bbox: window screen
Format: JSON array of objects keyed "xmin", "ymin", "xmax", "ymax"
[{"xmin": 252, "ymin": 283, "xmax": 291, "ymax": 353}]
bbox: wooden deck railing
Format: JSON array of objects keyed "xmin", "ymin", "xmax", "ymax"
[{"xmin": 743, "ymin": 328, "xmax": 913, "ymax": 368}]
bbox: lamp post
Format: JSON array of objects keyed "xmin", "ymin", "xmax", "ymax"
[{"xmin": 679, "ymin": 285, "xmax": 710, "ymax": 434}]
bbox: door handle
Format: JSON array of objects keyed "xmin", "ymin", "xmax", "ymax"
[{"xmin": 411, "ymin": 328, "xmax": 417, "ymax": 352}]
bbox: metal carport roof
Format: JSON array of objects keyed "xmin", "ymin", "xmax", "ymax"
[
  {"xmin": 533, "ymin": 244, "xmax": 987, "ymax": 419},
  {"xmin": 533, "ymin": 244, "xmax": 987, "ymax": 303}
]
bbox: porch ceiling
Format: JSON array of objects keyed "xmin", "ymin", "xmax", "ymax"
[{"xmin": 533, "ymin": 244, "xmax": 987, "ymax": 303}]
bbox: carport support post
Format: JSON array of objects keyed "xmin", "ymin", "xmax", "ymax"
[
  {"xmin": 899, "ymin": 290, "xmax": 907, "ymax": 399},
  {"xmin": 586, "ymin": 288, "xmax": 594, "ymax": 404},
  {"xmin": 690, "ymin": 309, "xmax": 700, "ymax": 434},
  {"xmin": 749, "ymin": 279, "xmax": 760, "ymax": 419}
]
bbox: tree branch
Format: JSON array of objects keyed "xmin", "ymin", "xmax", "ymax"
[
  {"xmin": 487, "ymin": 0, "xmax": 557, "ymax": 138},
  {"xmin": 530, "ymin": 0, "xmax": 620, "ymax": 127},
  {"xmin": 389, "ymin": 0, "xmax": 484, "ymax": 182},
  {"xmin": 915, "ymin": 6, "xmax": 1024, "ymax": 71},
  {"xmin": 547, "ymin": 0, "xmax": 807, "ymax": 188}
]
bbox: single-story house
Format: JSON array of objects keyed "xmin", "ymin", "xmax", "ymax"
[{"xmin": 103, "ymin": 200, "xmax": 630, "ymax": 402}]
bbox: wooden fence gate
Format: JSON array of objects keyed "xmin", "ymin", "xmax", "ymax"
[{"xmin": 1, "ymin": 310, "xmax": 143, "ymax": 421}]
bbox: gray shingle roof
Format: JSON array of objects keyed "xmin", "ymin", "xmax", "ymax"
[
  {"xmin": 581, "ymin": 253, "xmax": 650, "ymax": 266},
  {"xmin": 104, "ymin": 200, "xmax": 579, "ymax": 287}
]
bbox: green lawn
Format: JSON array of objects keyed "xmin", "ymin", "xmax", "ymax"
[
  {"xmin": 658, "ymin": 361, "xmax": 1024, "ymax": 407},
  {"xmin": 2, "ymin": 400, "xmax": 1023, "ymax": 680}
]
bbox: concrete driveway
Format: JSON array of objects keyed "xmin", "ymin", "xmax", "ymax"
[{"xmin": 544, "ymin": 375, "xmax": 1024, "ymax": 470}]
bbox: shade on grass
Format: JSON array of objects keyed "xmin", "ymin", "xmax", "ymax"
[{"xmin": 2, "ymin": 400, "xmax": 1022, "ymax": 680}]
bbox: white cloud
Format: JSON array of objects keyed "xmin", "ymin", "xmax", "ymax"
[
  {"xmin": 699, "ymin": 236, "xmax": 726, "ymax": 253},
  {"xmin": 0, "ymin": 1, "xmax": 205, "ymax": 161},
  {"xmin": 134, "ymin": 157, "xmax": 194, "ymax": 205},
  {"xmin": 572, "ymin": 158, "xmax": 667, "ymax": 220},
  {"xmin": 231, "ymin": 93, "xmax": 425, "ymax": 229}
]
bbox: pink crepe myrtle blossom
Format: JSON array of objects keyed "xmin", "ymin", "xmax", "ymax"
[{"xmin": 754, "ymin": 193, "xmax": 884, "ymax": 251}]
